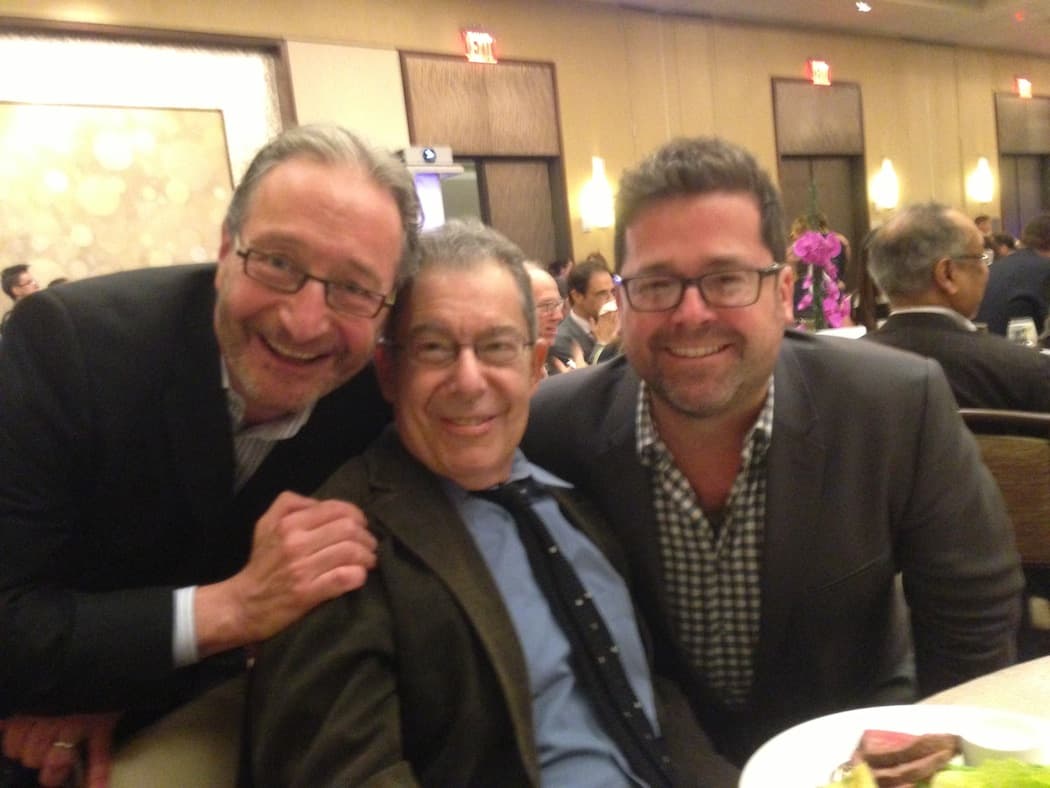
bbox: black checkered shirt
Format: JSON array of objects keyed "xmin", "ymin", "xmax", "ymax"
[{"xmin": 636, "ymin": 380, "xmax": 773, "ymax": 708}]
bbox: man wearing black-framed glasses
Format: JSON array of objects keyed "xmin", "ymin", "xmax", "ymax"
[
  {"xmin": 524, "ymin": 136, "xmax": 1023, "ymax": 767},
  {"xmin": 0, "ymin": 125, "xmax": 419, "ymax": 786}
]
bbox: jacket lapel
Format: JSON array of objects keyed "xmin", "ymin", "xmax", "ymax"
[
  {"xmin": 752, "ymin": 338, "xmax": 826, "ymax": 691},
  {"xmin": 164, "ymin": 285, "xmax": 233, "ymax": 533},
  {"xmin": 586, "ymin": 367, "xmax": 681, "ymax": 670},
  {"xmin": 362, "ymin": 432, "xmax": 540, "ymax": 782}
]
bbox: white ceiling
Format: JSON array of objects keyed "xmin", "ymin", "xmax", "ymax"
[{"xmin": 579, "ymin": 0, "xmax": 1050, "ymax": 58}]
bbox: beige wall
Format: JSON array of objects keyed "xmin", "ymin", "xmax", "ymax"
[
  {"xmin": 285, "ymin": 42, "xmax": 409, "ymax": 151},
  {"xmin": 3, "ymin": 0, "xmax": 1050, "ymax": 260}
]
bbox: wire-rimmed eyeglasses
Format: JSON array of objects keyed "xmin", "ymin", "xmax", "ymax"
[{"xmin": 235, "ymin": 239, "xmax": 394, "ymax": 318}]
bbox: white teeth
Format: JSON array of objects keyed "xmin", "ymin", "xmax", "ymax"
[
  {"xmin": 266, "ymin": 339, "xmax": 324, "ymax": 362},
  {"xmin": 449, "ymin": 416, "xmax": 488, "ymax": 426},
  {"xmin": 668, "ymin": 345, "xmax": 722, "ymax": 358}
]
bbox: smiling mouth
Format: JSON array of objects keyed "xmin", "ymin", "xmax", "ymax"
[
  {"xmin": 262, "ymin": 336, "xmax": 331, "ymax": 364},
  {"xmin": 666, "ymin": 343, "xmax": 730, "ymax": 359},
  {"xmin": 446, "ymin": 415, "xmax": 493, "ymax": 427}
]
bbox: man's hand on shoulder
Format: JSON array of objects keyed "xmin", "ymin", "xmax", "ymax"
[
  {"xmin": 195, "ymin": 491, "xmax": 377, "ymax": 658},
  {"xmin": 1, "ymin": 712, "xmax": 119, "ymax": 788}
]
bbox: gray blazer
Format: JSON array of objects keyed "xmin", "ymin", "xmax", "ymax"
[{"xmin": 523, "ymin": 330, "xmax": 1024, "ymax": 763}]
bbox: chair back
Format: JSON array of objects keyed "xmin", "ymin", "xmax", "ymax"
[{"xmin": 959, "ymin": 409, "xmax": 1050, "ymax": 569}]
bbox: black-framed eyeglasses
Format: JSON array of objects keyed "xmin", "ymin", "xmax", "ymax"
[
  {"xmin": 614, "ymin": 263, "xmax": 785, "ymax": 312},
  {"xmin": 388, "ymin": 330, "xmax": 534, "ymax": 368},
  {"xmin": 951, "ymin": 251, "xmax": 993, "ymax": 266},
  {"xmin": 234, "ymin": 238, "xmax": 394, "ymax": 318}
]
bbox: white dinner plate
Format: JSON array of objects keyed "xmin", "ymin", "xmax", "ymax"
[{"xmin": 739, "ymin": 704, "xmax": 1050, "ymax": 788}]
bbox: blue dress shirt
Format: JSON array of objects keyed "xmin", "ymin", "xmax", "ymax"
[{"xmin": 444, "ymin": 451, "xmax": 658, "ymax": 787}]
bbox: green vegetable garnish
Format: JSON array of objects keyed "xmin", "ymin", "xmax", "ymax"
[{"xmin": 929, "ymin": 759, "xmax": 1050, "ymax": 786}]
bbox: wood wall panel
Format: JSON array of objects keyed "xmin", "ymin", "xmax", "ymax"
[
  {"xmin": 997, "ymin": 94, "xmax": 1050, "ymax": 155},
  {"xmin": 402, "ymin": 53, "xmax": 559, "ymax": 156},
  {"xmin": 483, "ymin": 160, "xmax": 555, "ymax": 263},
  {"xmin": 773, "ymin": 80, "xmax": 864, "ymax": 156}
]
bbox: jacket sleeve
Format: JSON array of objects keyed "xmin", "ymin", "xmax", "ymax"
[
  {"xmin": 248, "ymin": 558, "xmax": 419, "ymax": 788},
  {"xmin": 0, "ymin": 292, "xmax": 176, "ymax": 714},
  {"xmin": 899, "ymin": 361, "xmax": 1025, "ymax": 695}
]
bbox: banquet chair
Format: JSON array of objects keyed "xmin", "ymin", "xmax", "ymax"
[
  {"xmin": 109, "ymin": 674, "xmax": 245, "ymax": 788},
  {"xmin": 959, "ymin": 409, "xmax": 1050, "ymax": 658}
]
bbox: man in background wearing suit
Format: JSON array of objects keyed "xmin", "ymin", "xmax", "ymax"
[
  {"xmin": 0, "ymin": 125, "xmax": 419, "ymax": 787},
  {"xmin": 975, "ymin": 213, "xmax": 1050, "ymax": 336},
  {"xmin": 523, "ymin": 137, "xmax": 1023, "ymax": 765},
  {"xmin": 865, "ymin": 201, "xmax": 1050, "ymax": 411},
  {"xmin": 551, "ymin": 256, "xmax": 620, "ymax": 367},
  {"xmin": 0, "ymin": 264, "xmax": 40, "ymax": 335},
  {"xmin": 249, "ymin": 219, "xmax": 737, "ymax": 787}
]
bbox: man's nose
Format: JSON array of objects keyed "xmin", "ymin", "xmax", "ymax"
[
  {"xmin": 448, "ymin": 347, "xmax": 488, "ymax": 394},
  {"xmin": 672, "ymin": 282, "xmax": 717, "ymax": 322},
  {"xmin": 279, "ymin": 279, "xmax": 332, "ymax": 340}
]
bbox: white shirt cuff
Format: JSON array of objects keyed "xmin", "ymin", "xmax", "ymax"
[{"xmin": 173, "ymin": 586, "xmax": 200, "ymax": 667}]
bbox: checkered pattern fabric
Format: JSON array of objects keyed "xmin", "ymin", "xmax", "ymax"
[{"xmin": 636, "ymin": 380, "xmax": 773, "ymax": 708}]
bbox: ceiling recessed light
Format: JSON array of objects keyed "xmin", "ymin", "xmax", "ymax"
[{"xmin": 856, "ymin": 1, "xmax": 872, "ymax": 11}]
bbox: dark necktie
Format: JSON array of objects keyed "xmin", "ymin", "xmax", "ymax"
[{"xmin": 474, "ymin": 478, "xmax": 674, "ymax": 788}]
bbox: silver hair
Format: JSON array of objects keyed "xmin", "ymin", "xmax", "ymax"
[
  {"xmin": 866, "ymin": 202, "xmax": 969, "ymax": 298},
  {"xmin": 224, "ymin": 124, "xmax": 421, "ymax": 280}
]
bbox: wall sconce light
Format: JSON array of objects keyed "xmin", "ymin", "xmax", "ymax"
[
  {"xmin": 871, "ymin": 158, "xmax": 899, "ymax": 211},
  {"xmin": 967, "ymin": 157, "xmax": 995, "ymax": 203},
  {"xmin": 580, "ymin": 156, "xmax": 614, "ymax": 232},
  {"xmin": 1016, "ymin": 77, "xmax": 1033, "ymax": 99}
]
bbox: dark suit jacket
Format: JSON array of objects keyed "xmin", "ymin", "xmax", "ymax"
[
  {"xmin": 975, "ymin": 248, "xmax": 1050, "ymax": 336},
  {"xmin": 551, "ymin": 312, "xmax": 596, "ymax": 364},
  {"xmin": 522, "ymin": 331, "xmax": 1023, "ymax": 764},
  {"xmin": 0, "ymin": 264, "xmax": 389, "ymax": 720},
  {"xmin": 866, "ymin": 310, "xmax": 1050, "ymax": 411},
  {"xmin": 249, "ymin": 428, "xmax": 738, "ymax": 787}
]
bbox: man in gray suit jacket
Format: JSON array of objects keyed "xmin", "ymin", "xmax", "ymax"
[
  {"xmin": 522, "ymin": 137, "xmax": 1024, "ymax": 765},
  {"xmin": 865, "ymin": 201, "xmax": 1050, "ymax": 412}
]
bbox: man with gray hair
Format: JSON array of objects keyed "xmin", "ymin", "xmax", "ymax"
[
  {"xmin": 523, "ymin": 137, "xmax": 1023, "ymax": 764},
  {"xmin": 250, "ymin": 219, "xmax": 737, "ymax": 787},
  {"xmin": 866, "ymin": 201, "xmax": 1050, "ymax": 411},
  {"xmin": 0, "ymin": 124, "xmax": 418, "ymax": 786}
]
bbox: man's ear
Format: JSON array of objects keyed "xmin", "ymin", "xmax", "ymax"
[
  {"xmin": 374, "ymin": 342, "xmax": 397, "ymax": 404},
  {"xmin": 777, "ymin": 263, "xmax": 796, "ymax": 325},
  {"xmin": 932, "ymin": 257, "xmax": 957, "ymax": 293},
  {"xmin": 530, "ymin": 341, "xmax": 548, "ymax": 392},
  {"xmin": 216, "ymin": 227, "xmax": 235, "ymax": 286}
]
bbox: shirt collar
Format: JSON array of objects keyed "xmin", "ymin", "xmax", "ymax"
[
  {"xmin": 220, "ymin": 359, "xmax": 315, "ymax": 438},
  {"xmin": 888, "ymin": 306, "xmax": 977, "ymax": 331},
  {"xmin": 568, "ymin": 308, "xmax": 594, "ymax": 337},
  {"xmin": 441, "ymin": 449, "xmax": 573, "ymax": 504}
]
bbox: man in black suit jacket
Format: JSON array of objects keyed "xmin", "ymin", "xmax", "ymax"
[
  {"xmin": 522, "ymin": 138, "xmax": 1023, "ymax": 765},
  {"xmin": 0, "ymin": 125, "xmax": 419, "ymax": 786},
  {"xmin": 866, "ymin": 201, "xmax": 1050, "ymax": 411},
  {"xmin": 974, "ymin": 214, "xmax": 1050, "ymax": 336}
]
